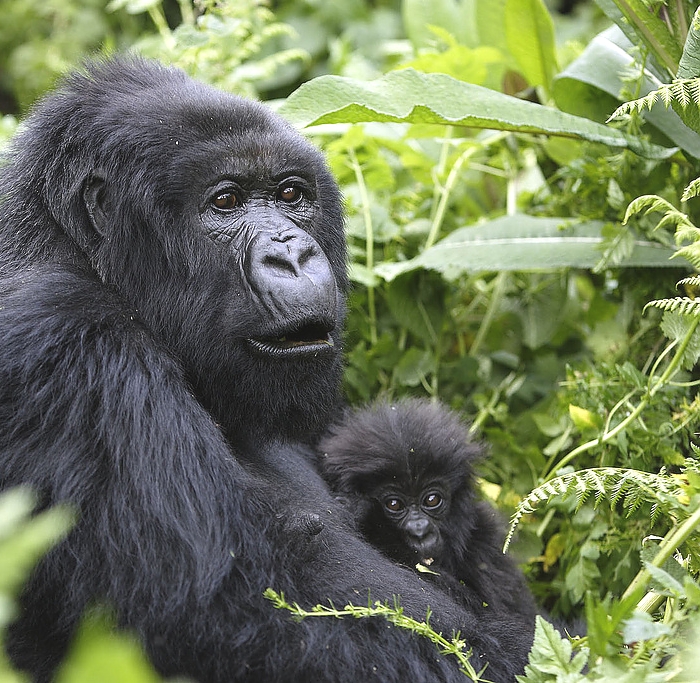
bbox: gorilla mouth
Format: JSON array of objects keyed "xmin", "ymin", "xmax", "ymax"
[{"xmin": 247, "ymin": 322, "xmax": 335, "ymax": 357}]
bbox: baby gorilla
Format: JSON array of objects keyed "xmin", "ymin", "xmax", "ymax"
[{"xmin": 318, "ymin": 398, "xmax": 537, "ymax": 619}]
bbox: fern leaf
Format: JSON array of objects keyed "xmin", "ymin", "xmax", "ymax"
[
  {"xmin": 681, "ymin": 177, "xmax": 700, "ymax": 201},
  {"xmin": 623, "ymin": 195, "xmax": 676, "ymax": 224},
  {"xmin": 504, "ymin": 468, "xmax": 685, "ymax": 550},
  {"xmin": 645, "ymin": 297, "xmax": 700, "ymax": 316},
  {"xmin": 609, "ymin": 79, "xmax": 700, "ymax": 121},
  {"xmin": 675, "ymin": 243, "xmax": 700, "ymax": 269},
  {"xmin": 678, "ymin": 275, "xmax": 700, "ymax": 289}
]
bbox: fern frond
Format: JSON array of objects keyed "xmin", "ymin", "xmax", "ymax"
[
  {"xmin": 675, "ymin": 243, "xmax": 700, "ymax": 270},
  {"xmin": 609, "ymin": 79, "xmax": 700, "ymax": 122},
  {"xmin": 504, "ymin": 468, "xmax": 685, "ymax": 550},
  {"xmin": 645, "ymin": 297, "xmax": 700, "ymax": 316},
  {"xmin": 677, "ymin": 275, "xmax": 700, "ymax": 289},
  {"xmin": 682, "ymin": 177, "xmax": 700, "ymax": 202}
]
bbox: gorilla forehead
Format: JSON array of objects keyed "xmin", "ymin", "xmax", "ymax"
[{"xmin": 43, "ymin": 58, "xmax": 324, "ymax": 182}]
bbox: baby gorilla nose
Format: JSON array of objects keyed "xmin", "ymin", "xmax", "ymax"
[{"xmin": 405, "ymin": 512, "xmax": 431, "ymax": 540}]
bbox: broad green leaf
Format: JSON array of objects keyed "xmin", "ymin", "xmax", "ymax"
[
  {"xmin": 504, "ymin": 0, "xmax": 557, "ymax": 91},
  {"xmin": 553, "ymin": 27, "xmax": 700, "ymax": 158},
  {"xmin": 677, "ymin": 7, "xmax": 700, "ymax": 78},
  {"xmin": 278, "ymin": 70, "xmax": 672, "ymax": 158},
  {"xmin": 56, "ymin": 610, "xmax": 161, "ymax": 683},
  {"xmin": 373, "ymin": 215, "xmax": 682, "ymax": 281}
]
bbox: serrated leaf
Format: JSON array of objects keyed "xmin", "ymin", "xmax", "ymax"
[
  {"xmin": 517, "ymin": 616, "xmax": 588, "ymax": 681},
  {"xmin": 278, "ymin": 70, "xmax": 672, "ymax": 158},
  {"xmin": 681, "ymin": 176, "xmax": 700, "ymax": 201}
]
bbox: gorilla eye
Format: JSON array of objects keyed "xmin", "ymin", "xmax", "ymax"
[
  {"xmin": 278, "ymin": 185, "xmax": 302, "ymax": 204},
  {"xmin": 422, "ymin": 493, "xmax": 443, "ymax": 510},
  {"xmin": 384, "ymin": 497, "xmax": 405, "ymax": 513},
  {"xmin": 212, "ymin": 191, "xmax": 238, "ymax": 211}
]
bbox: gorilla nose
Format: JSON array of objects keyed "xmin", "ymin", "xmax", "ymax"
[
  {"xmin": 405, "ymin": 516, "xmax": 430, "ymax": 540},
  {"xmin": 264, "ymin": 231, "xmax": 324, "ymax": 279},
  {"xmin": 246, "ymin": 227, "xmax": 337, "ymax": 320}
]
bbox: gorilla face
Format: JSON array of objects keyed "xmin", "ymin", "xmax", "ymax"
[
  {"xmin": 196, "ymin": 155, "xmax": 339, "ymax": 359},
  {"xmin": 43, "ymin": 64, "xmax": 348, "ymax": 444},
  {"xmin": 371, "ymin": 482, "xmax": 450, "ymax": 561}
]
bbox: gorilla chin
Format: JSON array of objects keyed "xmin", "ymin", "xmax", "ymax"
[{"xmin": 0, "ymin": 57, "xmax": 533, "ymax": 683}]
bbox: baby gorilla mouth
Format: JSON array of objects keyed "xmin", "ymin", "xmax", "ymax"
[{"xmin": 247, "ymin": 321, "xmax": 334, "ymax": 357}]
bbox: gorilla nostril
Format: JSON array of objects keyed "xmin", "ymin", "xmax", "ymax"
[{"xmin": 262, "ymin": 254, "xmax": 298, "ymax": 277}]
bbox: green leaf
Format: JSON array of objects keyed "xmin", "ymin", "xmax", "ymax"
[
  {"xmin": 56, "ymin": 609, "xmax": 161, "ymax": 683},
  {"xmin": 504, "ymin": 0, "xmax": 557, "ymax": 91},
  {"xmin": 569, "ymin": 405, "xmax": 603, "ymax": 431},
  {"xmin": 374, "ymin": 215, "xmax": 681, "ymax": 281},
  {"xmin": 278, "ymin": 70, "xmax": 672, "ymax": 158},
  {"xmin": 474, "ymin": 0, "xmax": 509, "ymax": 56},
  {"xmin": 677, "ymin": 7, "xmax": 700, "ymax": 79},
  {"xmin": 517, "ymin": 615, "xmax": 588, "ymax": 682},
  {"xmin": 393, "ymin": 348, "xmax": 435, "ymax": 387}
]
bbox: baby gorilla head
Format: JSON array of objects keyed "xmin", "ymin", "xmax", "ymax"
[{"xmin": 318, "ymin": 398, "xmax": 484, "ymax": 568}]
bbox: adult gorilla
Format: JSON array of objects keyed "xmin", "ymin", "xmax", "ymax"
[{"xmin": 0, "ymin": 58, "xmax": 533, "ymax": 682}]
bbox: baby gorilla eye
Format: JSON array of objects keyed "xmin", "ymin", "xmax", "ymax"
[
  {"xmin": 278, "ymin": 185, "xmax": 302, "ymax": 204},
  {"xmin": 384, "ymin": 497, "xmax": 405, "ymax": 513},
  {"xmin": 422, "ymin": 492, "xmax": 443, "ymax": 509},
  {"xmin": 212, "ymin": 191, "xmax": 238, "ymax": 211}
]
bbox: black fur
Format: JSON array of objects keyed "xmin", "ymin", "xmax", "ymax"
[
  {"xmin": 0, "ymin": 58, "xmax": 531, "ymax": 682},
  {"xmin": 319, "ymin": 399, "xmax": 538, "ymax": 620}
]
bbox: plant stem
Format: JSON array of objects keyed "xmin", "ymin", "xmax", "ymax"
[
  {"xmin": 148, "ymin": 7, "xmax": 175, "ymax": 49},
  {"xmin": 178, "ymin": 0, "xmax": 195, "ymax": 25},
  {"xmin": 469, "ymin": 272, "xmax": 507, "ymax": 356},
  {"xmin": 425, "ymin": 131, "xmax": 507, "ymax": 251},
  {"xmin": 348, "ymin": 147, "xmax": 377, "ymax": 345}
]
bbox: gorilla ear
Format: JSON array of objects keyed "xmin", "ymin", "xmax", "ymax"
[{"xmin": 82, "ymin": 173, "xmax": 109, "ymax": 237}]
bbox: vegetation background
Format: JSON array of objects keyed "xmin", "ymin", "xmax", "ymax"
[{"xmin": 2, "ymin": 0, "xmax": 700, "ymax": 680}]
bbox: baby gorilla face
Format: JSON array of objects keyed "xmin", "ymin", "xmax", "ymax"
[{"xmin": 375, "ymin": 484, "xmax": 450, "ymax": 562}]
